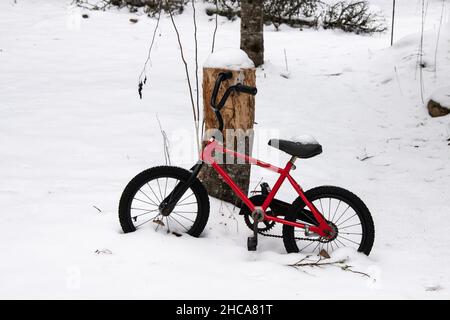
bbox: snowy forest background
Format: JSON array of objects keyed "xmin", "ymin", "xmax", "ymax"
[{"xmin": 1, "ymin": 0, "xmax": 449, "ymax": 299}]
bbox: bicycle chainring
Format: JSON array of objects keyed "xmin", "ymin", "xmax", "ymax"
[{"xmin": 240, "ymin": 195, "xmax": 276, "ymax": 232}]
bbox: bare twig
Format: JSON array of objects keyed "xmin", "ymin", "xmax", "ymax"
[
  {"xmin": 390, "ymin": 0, "xmax": 395, "ymax": 46},
  {"xmin": 340, "ymin": 265, "xmax": 371, "ymax": 277},
  {"xmin": 358, "ymin": 155, "xmax": 374, "ymax": 161},
  {"xmin": 434, "ymin": 0, "xmax": 445, "ymax": 79},
  {"xmin": 418, "ymin": 0, "xmax": 428, "ymax": 103},
  {"xmin": 137, "ymin": 0, "xmax": 162, "ymax": 99},
  {"xmin": 168, "ymin": 8, "xmax": 200, "ymax": 154},
  {"xmin": 72, "ymin": 0, "xmax": 110, "ymax": 11},
  {"xmin": 156, "ymin": 114, "xmax": 171, "ymax": 165},
  {"xmin": 394, "ymin": 66, "xmax": 404, "ymax": 96},
  {"xmin": 191, "ymin": 0, "xmax": 201, "ymax": 152},
  {"xmin": 283, "ymin": 48, "xmax": 289, "ymax": 72},
  {"xmin": 222, "ymin": 200, "xmax": 239, "ymax": 233},
  {"xmin": 211, "ymin": 0, "xmax": 219, "ymax": 53}
]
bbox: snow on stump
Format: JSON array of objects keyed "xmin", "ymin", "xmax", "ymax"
[
  {"xmin": 199, "ymin": 48, "xmax": 256, "ymax": 206},
  {"xmin": 427, "ymin": 87, "xmax": 450, "ymax": 117}
]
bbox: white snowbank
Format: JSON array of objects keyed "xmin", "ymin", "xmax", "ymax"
[
  {"xmin": 2, "ymin": 0, "xmax": 450, "ymax": 300},
  {"xmin": 428, "ymin": 87, "xmax": 450, "ymax": 107},
  {"xmin": 204, "ymin": 48, "xmax": 255, "ymax": 70},
  {"xmin": 291, "ymin": 134, "xmax": 319, "ymax": 145}
]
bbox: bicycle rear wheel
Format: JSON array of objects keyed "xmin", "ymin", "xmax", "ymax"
[
  {"xmin": 119, "ymin": 166, "xmax": 210, "ymax": 237},
  {"xmin": 283, "ymin": 186, "xmax": 375, "ymax": 255}
]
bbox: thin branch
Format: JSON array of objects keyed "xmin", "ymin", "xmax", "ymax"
[
  {"xmin": 156, "ymin": 114, "xmax": 171, "ymax": 165},
  {"xmin": 283, "ymin": 48, "xmax": 289, "ymax": 72},
  {"xmin": 138, "ymin": 0, "xmax": 163, "ymax": 98},
  {"xmin": 418, "ymin": 0, "xmax": 427, "ymax": 103},
  {"xmin": 390, "ymin": 0, "xmax": 395, "ymax": 46},
  {"xmin": 168, "ymin": 8, "xmax": 199, "ymax": 152},
  {"xmin": 211, "ymin": 0, "xmax": 219, "ymax": 53},
  {"xmin": 191, "ymin": 0, "xmax": 201, "ymax": 152},
  {"xmin": 340, "ymin": 265, "xmax": 371, "ymax": 278},
  {"xmin": 434, "ymin": 0, "xmax": 445, "ymax": 79}
]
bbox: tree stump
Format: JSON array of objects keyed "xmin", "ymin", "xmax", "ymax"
[{"xmin": 199, "ymin": 49, "xmax": 256, "ymax": 207}]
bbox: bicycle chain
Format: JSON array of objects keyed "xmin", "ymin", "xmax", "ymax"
[{"xmin": 258, "ymin": 231, "xmax": 331, "ymax": 243}]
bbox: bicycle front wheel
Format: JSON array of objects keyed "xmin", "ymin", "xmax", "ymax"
[{"xmin": 119, "ymin": 166, "xmax": 210, "ymax": 237}]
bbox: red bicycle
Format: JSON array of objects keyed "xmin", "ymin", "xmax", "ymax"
[{"xmin": 119, "ymin": 72, "xmax": 375, "ymax": 255}]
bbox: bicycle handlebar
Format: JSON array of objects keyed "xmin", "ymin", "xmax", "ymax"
[
  {"xmin": 210, "ymin": 72, "xmax": 257, "ymax": 132},
  {"xmin": 235, "ymin": 83, "xmax": 258, "ymax": 95}
]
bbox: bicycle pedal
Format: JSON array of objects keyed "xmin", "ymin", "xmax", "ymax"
[{"xmin": 247, "ymin": 236, "xmax": 258, "ymax": 251}]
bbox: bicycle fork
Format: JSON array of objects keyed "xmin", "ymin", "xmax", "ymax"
[{"xmin": 158, "ymin": 161, "xmax": 204, "ymax": 216}]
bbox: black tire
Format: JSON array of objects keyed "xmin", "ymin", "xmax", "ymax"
[
  {"xmin": 283, "ymin": 186, "xmax": 375, "ymax": 255},
  {"xmin": 119, "ymin": 166, "xmax": 210, "ymax": 237}
]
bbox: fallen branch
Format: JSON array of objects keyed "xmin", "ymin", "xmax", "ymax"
[{"xmin": 289, "ymin": 254, "xmax": 371, "ymax": 278}]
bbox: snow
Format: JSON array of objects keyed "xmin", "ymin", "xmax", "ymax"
[
  {"xmin": 1, "ymin": 0, "xmax": 450, "ymax": 299},
  {"xmin": 204, "ymin": 48, "xmax": 255, "ymax": 70},
  {"xmin": 290, "ymin": 134, "xmax": 319, "ymax": 145},
  {"xmin": 429, "ymin": 87, "xmax": 450, "ymax": 107}
]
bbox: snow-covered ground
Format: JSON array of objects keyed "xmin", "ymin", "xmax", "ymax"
[{"xmin": 1, "ymin": 0, "xmax": 449, "ymax": 299}]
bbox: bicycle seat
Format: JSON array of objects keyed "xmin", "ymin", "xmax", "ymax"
[{"xmin": 268, "ymin": 135, "xmax": 322, "ymax": 159}]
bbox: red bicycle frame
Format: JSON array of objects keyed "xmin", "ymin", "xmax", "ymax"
[{"xmin": 201, "ymin": 138, "xmax": 333, "ymax": 238}]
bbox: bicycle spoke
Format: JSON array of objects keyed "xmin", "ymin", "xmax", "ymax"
[
  {"xmin": 339, "ymin": 222, "xmax": 361, "ymax": 230},
  {"xmin": 339, "ymin": 232, "xmax": 362, "ymax": 236},
  {"xmin": 163, "ymin": 177, "xmax": 169, "ymax": 199},
  {"xmin": 171, "ymin": 210, "xmax": 197, "ymax": 214},
  {"xmin": 333, "ymin": 240, "xmax": 339, "ymax": 249},
  {"xmin": 135, "ymin": 214, "xmax": 160, "ymax": 228},
  {"xmin": 335, "ymin": 238, "xmax": 346, "ymax": 247},
  {"xmin": 146, "ymin": 183, "xmax": 161, "ymax": 203},
  {"xmin": 334, "ymin": 204, "xmax": 351, "ymax": 225},
  {"xmin": 172, "ymin": 212, "xmax": 195, "ymax": 223},
  {"xmin": 169, "ymin": 216, "xmax": 189, "ymax": 232},
  {"xmin": 338, "ymin": 235, "xmax": 360, "ymax": 246},
  {"xmin": 337, "ymin": 212, "xmax": 357, "ymax": 227},
  {"xmin": 131, "ymin": 207, "xmax": 159, "ymax": 211},
  {"xmin": 328, "ymin": 198, "xmax": 331, "ymax": 220},
  {"xmin": 318, "ymin": 199, "xmax": 325, "ymax": 216},
  {"xmin": 155, "ymin": 217, "xmax": 162, "ymax": 232},
  {"xmin": 312, "ymin": 242, "xmax": 321, "ymax": 253},
  {"xmin": 138, "ymin": 189, "xmax": 159, "ymax": 206},
  {"xmin": 331, "ymin": 200, "xmax": 341, "ymax": 222},
  {"xmin": 178, "ymin": 192, "xmax": 195, "ymax": 205},
  {"xmin": 175, "ymin": 201, "xmax": 197, "ymax": 207},
  {"xmin": 298, "ymin": 240, "xmax": 315, "ymax": 252},
  {"xmin": 131, "ymin": 209, "xmax": 159, "ymax": 219},
  {"xmin": 156, "ymin": 179, "xmax": 164, "ymax": 201},
  {"xmin": 133, "ymin": 197, "xmax": 158, "ymax": 207},
  {"xmin": 166, "ymin": 216, "xmax": 171, "ymax": 232}
]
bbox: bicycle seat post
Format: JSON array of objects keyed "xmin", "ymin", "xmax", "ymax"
[{"xmin": 289, "ymin": 156, "xmax": 298, "ymax": 170}]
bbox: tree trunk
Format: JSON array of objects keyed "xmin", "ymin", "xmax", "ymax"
[
  {"xmin": 240, "ymin": 0, "xmax": 264, "ymax": 67},
  {"xmin": 199, "ymin": 67, "xmax": 256, "ymax": 207}
]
